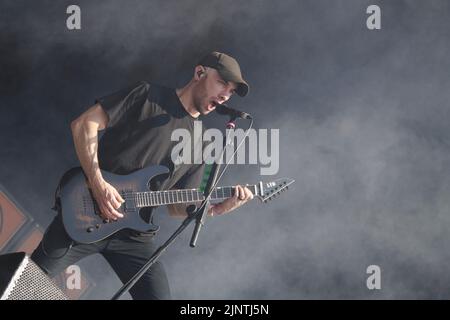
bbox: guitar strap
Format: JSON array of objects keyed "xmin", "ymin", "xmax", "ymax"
[{"xmin": 199, "ymin": 164, "xmax": 213, "ymax": 194}]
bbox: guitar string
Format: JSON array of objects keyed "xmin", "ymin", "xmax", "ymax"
[
  {"xmin": 83, "ymin": 191, "xmax": 235, "ymax": 218},
  {"xmin": 82, "ymin": 188, "xmax": 236, "ymax": 206}
]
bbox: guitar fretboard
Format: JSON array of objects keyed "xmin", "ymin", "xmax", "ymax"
[{"xmin": 132, "ymin": 185, "xmax": 257, "ymax": 208}]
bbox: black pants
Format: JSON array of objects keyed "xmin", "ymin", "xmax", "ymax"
[{"xmin": 31, "ymin": 213, "xmax": 171, "ymax": 300}]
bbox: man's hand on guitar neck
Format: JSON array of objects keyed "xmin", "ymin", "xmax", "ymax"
[
  {"xmin": 210, "ymin": 185, "xmax": 253, "ymax": 216},
  {"xmin": 89, "ymin": 177, "xmax": 125, "ymax": 221}
]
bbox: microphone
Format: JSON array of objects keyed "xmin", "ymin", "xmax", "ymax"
[{"xmin": 215, "ymin": 104, "xmax": 252, "ymax": 119}]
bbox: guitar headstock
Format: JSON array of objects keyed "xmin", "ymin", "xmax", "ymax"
[{"xmin": 255, "ymin": 178, "xmax": 295, "ymax": 203}]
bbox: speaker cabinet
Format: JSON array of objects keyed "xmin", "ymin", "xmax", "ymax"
[{"xmin": 0, "ymin": 252, "xmax": 68, "ymax": 300}]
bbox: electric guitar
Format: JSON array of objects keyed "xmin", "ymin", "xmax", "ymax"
[{"xmin": 58, "ymin": 165, "xmax": 294, "ymax": 244}]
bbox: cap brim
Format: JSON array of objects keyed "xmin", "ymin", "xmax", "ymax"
[{"xmin": 236, "ymin": 82, "xmax": 249, "ymax": 97}]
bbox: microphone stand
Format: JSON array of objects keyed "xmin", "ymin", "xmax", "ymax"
[
  {"xmin": 111, "ymin": 116, "xmax": 239, "ymax": 300},
  {"xmin": 189, "ymin": 118, "xmax": 236, "ymax": 247}
]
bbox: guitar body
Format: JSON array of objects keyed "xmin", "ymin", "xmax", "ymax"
[{"xmin": 59, "ymin": 165, "xmax": 169, "ymax": 244}]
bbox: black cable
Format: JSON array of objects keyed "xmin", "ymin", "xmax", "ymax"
[
  {"xmin": 42, "ymin": 194, "xmax": 74, "ymax": 259},
  {"xmin": 41, "ymin": 227, "xmax": 74, "ymax": 259}
]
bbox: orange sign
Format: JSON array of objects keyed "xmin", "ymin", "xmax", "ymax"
[
  {"xmin": 15, "ymin": 228, "xmax": 44, "ymax": 255},
  {"xmin": 0, "ymin": 191, "xmax": 28, "ymax": 251},
  {"xmin": 0, "ymin": 186, "xmax": 95, "ymax": 299}
]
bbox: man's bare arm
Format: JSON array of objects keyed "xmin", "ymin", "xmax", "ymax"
[
  {"xmin": 70, "ymin": 104, "xmax": 107, "ymax": 183},
  {"xmin": 167, "ymin": 203, "xmax": 211, "ymax": 217},
  {"xmin": 167, "ymin": 185, "xmax": 253, "ymax": 218},
  {"xmin": 70, "ymin": 104, "xmax": 124, "ymax": 220}
]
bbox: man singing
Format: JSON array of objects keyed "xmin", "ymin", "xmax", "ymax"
[{"xmin": 31, "ymin": 51, "xmax": 253, "ymax": 299}]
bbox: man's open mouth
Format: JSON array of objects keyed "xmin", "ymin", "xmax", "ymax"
[{"xmin": 207, "ymin": 100, "xmax": 219, "ymax": 111}]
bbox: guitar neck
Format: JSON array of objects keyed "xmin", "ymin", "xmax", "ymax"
[{"xmin": 133, "ymin": 185, "xmax": 257, "ymax": 208}]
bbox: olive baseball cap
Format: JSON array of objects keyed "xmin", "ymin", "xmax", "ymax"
[{"xmin": 197, "ymin": 51, "xmax": 249, "ymax": 97}]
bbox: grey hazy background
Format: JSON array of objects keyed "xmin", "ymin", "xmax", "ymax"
[{"xmin": 1, "ymin": 0, "xmax": 450, "ymax": 299}]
